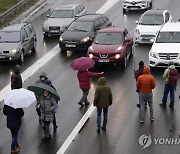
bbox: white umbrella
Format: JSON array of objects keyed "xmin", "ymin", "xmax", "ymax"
[{"xmin": 4, "ymin": 88, "xmax": 36, "ymax": 109}]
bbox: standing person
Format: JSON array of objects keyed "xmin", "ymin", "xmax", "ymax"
[
  {"xmin": 11, "ymin": 65, "xmax": 22, "ymax": 90},
  {"xmin": 37, "ymin": 89, "xmax": 57, "ymax": 140},
  {"xmin": 3, "ymin": 105, "xmax": 24, "ymax": 153},
  {"xmin": 36, "ymin": 72, "xmax": 58, "ymax": 130},
  {"xmin": 159, "ymin": 62, "xmax": 178, "ymax": 108},
  {"xmin": 77, "ymin": 70, "xmax": 103, "ymax": 107},
  {"xmin": 93, "ymin": 77, "xmax": 112, "ymax": 133},
  {"xmin": 136, "ymin": 66, "xmax": 156, "ymax": 123},
  {"xmin": 134, "ymin": 61, "xmax": 145, "ymax": 108}
]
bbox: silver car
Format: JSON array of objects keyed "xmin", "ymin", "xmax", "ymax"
[
  {"xmin": 0, "ymin": 22, "xmax": 37, "ymax": 63},
  {"xmin": 122, "ymin": 0, "xmax": 152, "ymax": 13},
  {"xmin": 42, "ymin": 4, "xmax": 87, "ymax": 37}
]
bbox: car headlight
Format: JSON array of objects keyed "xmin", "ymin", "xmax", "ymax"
[
  {"xmin": 142, "ymin": 0, "xmax": 147, "ymax": 3},
  {"xmin": 135, "ymin": 29, "xmax": 140, "ymax": 34},
  {"xmin": 81, "ymin": 37, "xmax": 90, "ymax": 42},
  {"xmin": 43, "ymin": 24, "xmax": 48, "ymax": 30},
  {"xmin": 115, "ymin": 54, "xmax": 121, "ymax": 59},
  {"xmin": 123, "ymin": 0, "xmax": 128, "ymax": 3},
  {"xmin": 149, "ymin": 51, "xmax": 158, "ymax": 59},
  {"xmin": 11, "ymin": 49, "xmax": 19, "ymax": 53},
  {"xmin": 59, "ymin": 36, "xmax": 63, "ymax": 42},
  {"xmin": 89, "ymin": 53, "xmax": 93, "ymax": 58}
]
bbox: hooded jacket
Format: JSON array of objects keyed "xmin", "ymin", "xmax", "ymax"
[
  {"xmin": 134, "ymin": 66, "xmax": 144, "ymax": 81},
  {"xmin": 136, "ymin": 67, "xmax": 156, "ymax": 94},
  {"xmin": 93, "ymin": 77, "xmax": 112, "ymax": 108},
  {"xmin": 77, "ymin": 71, "xmax": 101, "ymax": 90},
  {"xmin": 11, "ymin": 65, "xmax": 22, "ymax": 89},
  {"xmin": 163, "ymin": 64, "xmax": 176, "ymax": 84}
]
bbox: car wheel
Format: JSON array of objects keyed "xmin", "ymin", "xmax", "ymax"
[
  {"xmin": 43, "ymin": 34, "xmax": 48, "ymax": 39},
  {"xmin": 130, "ymin": 45, "xmax": 134, "ymax": 57},
  {"xmin": 123, "ymin": 9, "xmax": 126, "ymax": 14},
  {"xmin": 19, "ymin": 51, "xmax": 24, "ymax": 63},
  {"xmin": 31, "ymin": 38, "xmax": 37, "ymax": 52},
  {"xmin": 121, "ymin": 55, "xmax": 127, "ymax": 69}
]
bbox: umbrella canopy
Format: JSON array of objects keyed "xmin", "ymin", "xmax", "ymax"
[
  {"xmin": 28, "ymin": 83, "xmax": 60, "ymax": 101},
  {"xmin": 4, "ymin": 88, "xmax": 36, "ymax": 109},
  {"xmin": 71, "ymin": 57, "xmax": 95, "ymax": 71}
]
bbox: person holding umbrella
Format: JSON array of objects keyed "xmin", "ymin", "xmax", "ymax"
[
  {"xmin": 37, "ymin": 89, "xmax": 58, "ymax": 140},
  {"xmin": 3, "ymin": 88, "xmax": 36, "ymax": 153},
  {"xmin": 71, "ymin": 57, "xmax": 103, "ymax": 107}
]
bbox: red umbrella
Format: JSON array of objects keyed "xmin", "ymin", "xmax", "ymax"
[{"xmin": 71, "ymin": 57, "xmax": 95, "ymax": 71}]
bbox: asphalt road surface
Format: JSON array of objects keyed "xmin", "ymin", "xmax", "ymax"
[{"xmin": 0, "ymin": 0, "xmax": 180, "ymax": 154}]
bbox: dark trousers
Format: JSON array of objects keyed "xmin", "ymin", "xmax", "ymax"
[
  {"xmin": 43, "ymin": 121, "xmax": 51, "ymax": 137},
  {"xmin": 10, "ymin": 128, "xmax": 19, "ymax": 149},
  {"xmin": 162, "ymin": 83, "xmax": 175, "ymax": 106},
  {"xmin": 80, "ymin": 89, "xmax": 89, "ymax": 103},
  {"xmin": 53, "ymin": 114, "xmax": 57, "ymax": 126},
  {"xmin": 97, "ymin": 108, "xmax": 108, "ymax": 129}
]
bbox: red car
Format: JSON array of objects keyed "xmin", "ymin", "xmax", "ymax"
[{"xmin": 87, "ymin": 26, "xmax": 134, "ymax": 69}]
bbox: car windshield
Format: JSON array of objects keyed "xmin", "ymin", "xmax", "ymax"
[
  {"xmin": 68, "ymin": 21, "xmax": 93, "ymax": 32},
  {"xmin": 94, "ymin": 33, "xmax": 123, "ymax": 45},
  {"xmin": 0, "ymin": 31, "xmax": 20, "ymax": 43},
  {"xmin": 139, "ymin": 14, "xmax": 164, "ymax": 25},
  {"xmin": 50, "ymin": 10, "xmax": 74, "ymax": 18},
  {"xmin": 156, "ymin": 32, "xmax": 180, "ymax": 43}
]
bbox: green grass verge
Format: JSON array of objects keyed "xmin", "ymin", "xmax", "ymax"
[{"xmin": 0, "ymin": 0, "xmax": 19, "ymax": 13}]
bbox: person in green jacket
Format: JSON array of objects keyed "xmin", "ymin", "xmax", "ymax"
[{"xmin": 93, "ymin": 77, "xmax": 112, "ymax": 133}]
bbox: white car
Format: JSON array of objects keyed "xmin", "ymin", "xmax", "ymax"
[
  {"xmin": 122, "ymin": 0, "xmax": 152, "ymax": 13},
  {"xmin": 149, "ymin": 22, "xmax": 180, "ymax": 68},
  {"xmin": 42, "ymin": 4, "xmax": 87, "ymax": 37},
  {"xmin": 135, "ymin": 9, "xmax": 172, "ymax": 45}
]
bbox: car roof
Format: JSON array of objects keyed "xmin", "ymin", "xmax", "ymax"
[
  {"xmin": 144, "ymin": 9, "xmax": 166, "ymax": 16},
  {"xmin": 0, "ymin": 23, "xmax": 29, "ymax": 31},
  {"xmin": 53, "ymin": 4, "xmax": 80, "ymax": 10},
  {"xmin": 160, "ymin": 22, "xmax": 180, "ymax": 32},
  {"xmin": 76, "ymin": 14, "xmax": 103, "ymax": 22},
  {"xmin": 98, "ymin": 26, "xmax": 125, "ymax": 33}
]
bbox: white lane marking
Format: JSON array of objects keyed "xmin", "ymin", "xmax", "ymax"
[
  {"xmin": 0, "ymin": 45, "xmax": 59, "ymax": 103},
  {"xmin": 56, "ymin": 0, "xmax": 119, "ymax": 154}
]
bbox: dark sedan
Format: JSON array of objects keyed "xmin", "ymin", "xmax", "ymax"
[
  {"xmin": 59, "ymin": 14, "xmax": 112, "ymax": 52},
  {"xmin": 87, "ymin": 27, "xmax": 134, "ymax": 69}
]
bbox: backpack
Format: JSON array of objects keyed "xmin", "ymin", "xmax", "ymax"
[{"xmin": 168, "ymin": 69, "xmax": 178, "ymax": 86}]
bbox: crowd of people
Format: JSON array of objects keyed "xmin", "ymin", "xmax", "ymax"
[{"xmin": 2, "ymin": 61, "xmax": 179, "ymax": 153}]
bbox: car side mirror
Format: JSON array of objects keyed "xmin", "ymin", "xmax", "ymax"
[
  {"xmin": 135, "ymin": 21, "xmax": 138, "ymax": 24},
  {"xmin": 95, "ymin": 27, "xmax": 100, "ymax": 31},
  {"xmin": 46, "ymin": 15, "xmax": 50, "ymax": 17}
]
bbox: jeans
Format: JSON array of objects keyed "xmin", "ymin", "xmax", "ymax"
[
  {"xmin": 10, "ymin": 128, "xmax": 19, "ymax": 149},
  {"xmin": 97, "ymin": 108, "xmax": 108, "ymax": 129},
  {"xmin": 80, "ymin": 89, "xmax": 89, "ymax": 103},
  {"xmin": 162, "ymin": 83, "xmax": 175, "ymax": 106},
  {"xmin": 43, "ymin": 121, "xmax": 51, "ymax": 137},
  {"xmin": 139, "ymin": 93, "xmax": 153, "ymax": 120}
]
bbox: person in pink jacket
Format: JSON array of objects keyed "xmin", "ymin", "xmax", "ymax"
[{"xmin": 77, "ymin": 70, "xmax": 103, "ymax": 107}]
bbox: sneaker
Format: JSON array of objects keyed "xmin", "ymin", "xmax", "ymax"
[
  {"xmin": 159, "ymin": 103, "xmax": 166, "ymax": 107},
  {"xmin": 97, "ymin": 128, "xmax": 100, "ymax": 133},
  {"xmin": 140, "ymin": 120, "xmax": 144, "ymax": 123},
  {"xmin": 169, "ymin": 105, "xmax": 174, "ymax": 109},
  {"xmin": 85, "ymin": 102, "xmax": 90, "ymax": 106},
  {"xmin": 137, "ymin": 104, "xmax": 140, "ymax": 108},
  {"xmin": 11, "ymin": 147, "xmax": 20, "ymax": 153},
  {"xmin": 101, "ymin": 126, "xmax": 106, "ymax": 131},
  {"xmin": 150, "ymin": 117, "xmax": 154, "ymax": 121},
  {"xmin": 78, "ymin": 102, "xmax": 84, "ymax": 107}
]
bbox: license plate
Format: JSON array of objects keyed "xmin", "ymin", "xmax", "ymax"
[
  {"xmin": 50, "ymin": 30, "xmax": 59, "ymax": 33},
  {"xmin": 98, "ymin": 59, "xmax": 109, "ymax": 62},
  {"xmin": 66, "ymin": 44, "xmax": 76, "ymax": 47}
]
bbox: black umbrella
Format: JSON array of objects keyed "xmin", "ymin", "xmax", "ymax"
[{"xmin": 28, "ymin": 83, "xmax": 60, "ymax": 101}]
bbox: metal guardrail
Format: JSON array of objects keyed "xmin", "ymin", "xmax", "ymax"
[{"xmin": 0, "ymin": 0, "xmax": 35, "ymax": 25}]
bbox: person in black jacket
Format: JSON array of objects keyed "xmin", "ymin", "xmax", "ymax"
[
  {"xmin": 11, "ymin": 65, "xmax": 22, "ymax": 90},
  {"xmin": 3, "ymin": 105, "xmax": 24, "ymax": 153}
]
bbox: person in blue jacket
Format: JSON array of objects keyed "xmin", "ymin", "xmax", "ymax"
[{"xmin": 3, "ymin": 105, "xmax": 24, "ymax": 153}]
